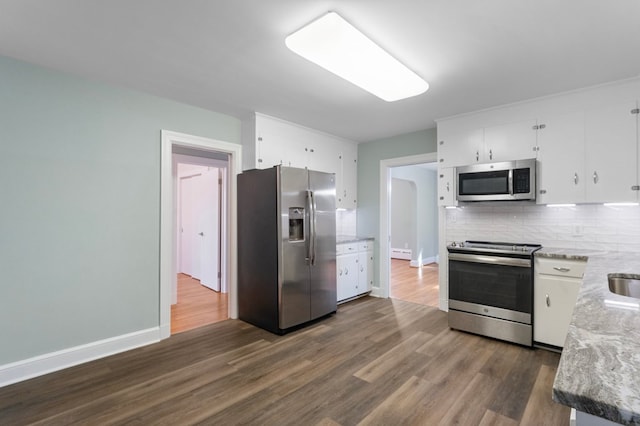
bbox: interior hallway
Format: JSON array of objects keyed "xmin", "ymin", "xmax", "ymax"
[
  {"xmin": 171, "ymin": 273, "xmax": 228, "ymax": 334},
  {"xmin": 390, "ymin": 259, "xmax": 439, "ymax": 307}
]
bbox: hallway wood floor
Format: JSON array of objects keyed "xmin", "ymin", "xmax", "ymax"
[
  {"xmin": 0, "ymin": 297, "xmax": 569, "ymax": 425},
  {"xmin": 171, "ymin": 273, "xmax": 228, "ymax": 334},
  {"xmin": 390, "ymin": 259, "xmax": 440, "ymax": 308}
]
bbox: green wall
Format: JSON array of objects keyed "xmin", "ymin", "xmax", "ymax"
[
  {"xmin": 0, "ymin": 55, "xmax": 240, "ymax": 364},
  {"xmin": 356, "ymin": 128, "xmax": 438, "ymax": 285}
]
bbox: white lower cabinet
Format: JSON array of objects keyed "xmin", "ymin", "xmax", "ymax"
[
  {"xmin": 337, "ymin": 240, "xmax": 373, "ymax": 303},
  {"xmin": 534, "ymin": 257, "xmax": 586, "ymax": 348}
]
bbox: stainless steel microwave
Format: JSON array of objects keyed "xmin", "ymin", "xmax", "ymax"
[{"xmin": 456, "ymin": 159, "xmax": 536, "ymax": 202}]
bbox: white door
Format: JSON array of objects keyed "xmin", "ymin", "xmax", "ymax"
[
  {"xmin": 180, "ymin": 175, "xmax": 199, "ymax": 278},
  {"xmin": 198, "ymin": 168, "xmax": 220, "ymax": 291}
]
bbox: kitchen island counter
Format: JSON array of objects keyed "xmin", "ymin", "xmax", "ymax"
[{"xmin": 537, "ymin": 249, "xmax": 640, "ymax": 425}]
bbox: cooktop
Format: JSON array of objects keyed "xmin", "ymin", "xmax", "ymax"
[{"xmin": 447, "ymin": 240, "xmax": 542, "ymax": 256}]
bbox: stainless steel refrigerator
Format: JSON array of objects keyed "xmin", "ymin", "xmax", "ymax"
[{"xmin": 237, "ymin": 166, "xmax": 337, "ymax": 334}]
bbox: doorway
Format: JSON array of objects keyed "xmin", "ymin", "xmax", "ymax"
[
  {"xmin": 388, "ymin": 163, "xmax": 439, "ymax": 307},
  {"xmin": 172, "ymin": 157, "xmax": 228, "ymax": 334},
  {"xmin": 379, "ymin": 152, "xmax": 445, "ymax": 310},
  {"xmin": 160, "ymin": 130, "xmax": 242, "ymax": 340}
]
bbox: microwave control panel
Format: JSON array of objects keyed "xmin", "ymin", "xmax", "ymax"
[{"xmin": 513, "ymin": 168, "xmax": 531, "ymax": 194}]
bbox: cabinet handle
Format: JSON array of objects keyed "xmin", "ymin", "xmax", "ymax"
[
  {"xmin": 345, "ymin": 268, "xmax": 349, "ymax": 275},
  {"xmin": 360, "ymin": 266, "xmax": 364, "ymax": 272},
  {"xmin": 489, "ymin": 149, "xmax": 493, "ymax": 160},
  {"xmin": 553, "ymin": 267, "xmax": 571, "ymax": 272},
  {"xmin": 446, "ymin": 182, "xmax": 450, "ymax": 192},
  {"xmin": 593, "ymin": 171, "xmax": 599, "ymax": 184},
  {"xmin": 546, "ymin": 294, "xmax": 550, "ymax": 307},
  {"xmin": 475, "ymin": 151, "xmax": 479, "ymax": 161},
  {"xmin": 339, "ymin": 268, "xmax": 343, "ymax": 276},
  {"xmin": 574, "ymin": 173, "xmax": 579, "ymax": 185}
]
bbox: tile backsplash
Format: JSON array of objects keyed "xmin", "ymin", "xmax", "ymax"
[
  {"xmin": 446, "ymin": 203, "xmax": 640, "ymax": 253},
  {"xmin": 336, "ymin": 209, "xmax": 357, "ymax": 236}
]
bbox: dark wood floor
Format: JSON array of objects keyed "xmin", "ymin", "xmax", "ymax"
[{"xmin": 0, "ymin": 297, "xmax": 569, "ymax": 425}]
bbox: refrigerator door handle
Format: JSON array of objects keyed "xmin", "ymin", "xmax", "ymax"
[
  {"xmin": 305, "ymin": 190, "xmax": 313, "ymax": 264},
  {"xmin": 309, "ymin": 190, "xmax": 317, "ymax": 266}
]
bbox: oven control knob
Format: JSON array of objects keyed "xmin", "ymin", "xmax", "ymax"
[
  {"xmin": 458, "ymin": 242, "xmax": 464, "ymax": 247},
  {"xmin": 450, "ymin": 242, "xmax": 457, "ymax": 247}
]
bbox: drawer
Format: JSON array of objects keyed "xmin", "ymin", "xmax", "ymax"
[
  {"xmin": 358, "ymin": 240, "xmax": 373, "ymax": 252},
  {"xmin": 535, "ymin": 258, "xmax": 587, "ymax": 279},
  {"xmin": 337, "ymin": 242, "xmax": 358, "ymax": 255}
]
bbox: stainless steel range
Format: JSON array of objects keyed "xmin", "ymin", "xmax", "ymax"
[{"xmin": 447, "ymin": 240, "xmax": 542, "ymax": 346}]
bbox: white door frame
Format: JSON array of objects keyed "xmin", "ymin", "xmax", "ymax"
[
  {"xmin": 160, "ymin": 130, "xmax": 242, "ymax": 339},
  {"xmin": 378, "ymin": 152, "xmax": 445, "ymax": 309}
]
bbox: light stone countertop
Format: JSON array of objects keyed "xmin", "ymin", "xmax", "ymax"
[
  {"xmin": 536, "ymin": 248, "xmax": 640, "ymax": 425},
  {"xmin": 336, "ymin": 235, "xmax": 374, "ymax": 244}
]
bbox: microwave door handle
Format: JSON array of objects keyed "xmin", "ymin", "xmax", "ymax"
[{"xmin": 508, "ymin": 169, "xmax": 514, "ymax": 195}]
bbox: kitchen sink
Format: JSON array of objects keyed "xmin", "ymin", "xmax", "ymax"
[{"xmin": 608, "ymin": 274, "xmax": 640, "ymax": 299}]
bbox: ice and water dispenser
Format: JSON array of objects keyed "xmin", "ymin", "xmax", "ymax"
[{"xmin": 288, "ymin": 207, "xmax": 304, "ymax": 241}]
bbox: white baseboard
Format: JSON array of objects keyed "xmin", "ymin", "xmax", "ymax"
[
  {"xmin": 0, "ymin": 327, "xmax": 160, "ymax": 388},
  {"xmin": 410, "ymin": 256, "xmax": 437, "ymax": 268},
  {"xmin": 160, "ymin": 323, "xmax": 171, "ymax": 340}
]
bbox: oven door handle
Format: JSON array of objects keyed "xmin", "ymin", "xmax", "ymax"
[{"xmin": 448, "ymin": 252, "xmax": 531, "ymax": 268}]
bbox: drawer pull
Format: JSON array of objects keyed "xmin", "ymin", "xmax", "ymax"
[
  {"xmin": 546, "ymin": 294, "xmax": 550, "ymax": 307},
  {"xmin": 553, "ymin": 267, "xmax": 571, "ymax": 273}
]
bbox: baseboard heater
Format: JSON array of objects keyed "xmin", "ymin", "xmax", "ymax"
[{"xmin": 390, "ymin": 248, "xmax": 412, "ymax": 260}]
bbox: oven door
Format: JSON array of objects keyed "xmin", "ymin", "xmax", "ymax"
[{"xmin": 448, "ymin": 252, "xmax": 532, "ymax": 324}]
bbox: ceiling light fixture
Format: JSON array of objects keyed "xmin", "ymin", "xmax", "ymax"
[
  {"xmin": 603, "ymin": 202, "xmax": 639, "ymax": 207},
  {"xmin": 285, "ymin": 12, "xmax": 429, "ymax": 102}
]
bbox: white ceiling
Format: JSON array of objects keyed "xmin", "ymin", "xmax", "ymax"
[{"xmin": 1, "ymin": 1, "xmax": 639, "ymax": 142}]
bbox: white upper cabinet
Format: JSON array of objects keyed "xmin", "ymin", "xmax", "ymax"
[
  {"xmin": 438, "ymin": 126, "xmax": 484, "ymax": 167},
  {"xmin": 584, "ymin": 101, "xmax": 639, "ymax": 203},
  {"xmin": 337, "ymin": 143, "xmax": 358, "ymax": 209},
  {"xmin": 437, "ymin": 78, "xmax": 640, "ymax": 206},
  {"xmin": 437, "ymin": 118, "xmax": 537, "ymax": 168},
  {"xmin": 242, "ymin": 113, "xmax": 358, "ymax": 209},
  {"xmin": 536, "ymin": 111, "xmax": 586, "ymax": 204},
  {"xmin": 482, "ymin": 119, "xmax": 538, "ymax": 163},
  {"xmin": 437, "ymin": 167, "xmax": 456, "ymax": 207},
  {"xmin": 537, "ymin": 102, "xmax": 640, "ymax": 205}
]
